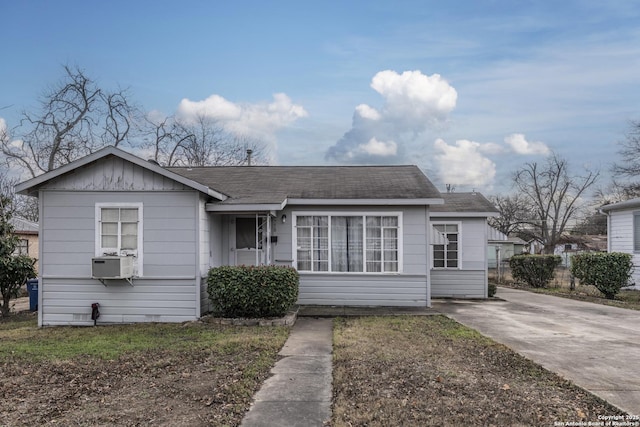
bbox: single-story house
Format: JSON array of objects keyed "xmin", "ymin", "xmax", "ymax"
[
  {"xmin": 16, "ymin": 146, "xmax": 498, "ymax": 326},
  {"xmin": 10, "ymin": 216, "xmax": 39, "ymax": 270},
  {"xmin": 552, "ymin": 234, "xmax": 607, "ymax": 267},
  {"xmin": 600, "ymin": 199, "xmax": 640, "ymax": 289},
  {"xmin": 487, "ymin": 227, "xmax": 527, "ymax": 269}
]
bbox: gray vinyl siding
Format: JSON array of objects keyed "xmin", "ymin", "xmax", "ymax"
[
  {"xmin": 297, "ymin": 274, "xmax": 428, "ymax": 306},
  {"xmin": 608, "ymin": 209, "xmax": 640, "ymax": 289},
  {"xmin": 460, "ymin": 218, "xmax": 489, "ymax": 270},
  {"xmin": 40, "ymin": 189, "xmax": 199, "ymax": 326},
  {"xmin": 41, "ymin": 155, "xmax": 190, "ymax": 191},
  {"xmin": 431, "ymin": 270, "xmax": 487, "ymax": 298},
  {"xmin": 210, "ymin": 215, "xmax": 223, "ymax": 267},
  {"xmin": 41, "ymin": 278, "xmax": 197, "ymax": 324},
  {"xmin": 281, "ymin": 205, "xmax": 429, "ymax": 306}
]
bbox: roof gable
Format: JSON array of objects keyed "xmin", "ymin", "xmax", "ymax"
[{"xmin": 15, "ymin": 146, "xmax": 226, "ymax": 200}]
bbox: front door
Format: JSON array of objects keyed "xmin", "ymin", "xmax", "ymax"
[{"xmin": 235, "ymin": 216, "xmax": 265, "ymax": 266}]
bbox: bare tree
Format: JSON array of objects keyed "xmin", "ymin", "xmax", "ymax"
[
  {"xmin": 1, "ymin": 65, "xmax": 137, "ymax": 178},
  {"xmin": 612, "ymin": 120, "xmax": 640, "ymax": 179},
  {"xmin": 140, "ymin": 113, "xmax": 268, "ymax": 167},
  {"xmin": 0, "ymin": 167, "xmax": 39, "ymax": 222},
  {"xmin": 513, "ymin": 154, "xmax": 599, "ymax": 254},
  {"xmin": 488, "ymin": 194, "xmax": 532, "ymax": 236}
]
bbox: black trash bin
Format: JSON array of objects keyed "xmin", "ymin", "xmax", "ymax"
[{"xmin": 26, "ymin": 278, "xmax": 38, "ymax": 311}]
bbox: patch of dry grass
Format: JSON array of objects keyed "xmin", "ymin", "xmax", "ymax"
[
  {"xmin": 0, "ymin": 317, "xmax": 289, "ymax": 426},
  {"xmin": 332, "ymin": 316, "xmax": 624, "ymax": 427}
]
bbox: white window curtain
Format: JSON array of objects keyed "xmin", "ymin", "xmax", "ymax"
[{"xmin": 331, "ymin": 216, "xmax": 363, "ymax": 272}]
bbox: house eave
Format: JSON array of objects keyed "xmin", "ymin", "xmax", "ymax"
[
  {"xmin": 287, "ymin": 198, "xmax": 444, "ymax": 206},
  {"xmin": 430, "ymin": 211, "xmax": 500, "ymax": 218},
  {"xmin": 600, "ymin": 198, "xmax": 640, "ymax": 212},
  {"xmin": 206, "ymin": 200, "xmax": 287, "ymax": 212}
]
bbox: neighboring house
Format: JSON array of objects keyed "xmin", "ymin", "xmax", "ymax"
[
  {"xmin": 16, "ymin": 147, "xmax": 497, "ymax": 326},
  {"xmin": 552, "ymin": 234, "xmax": 607, "ymax": 267},
  {"xmin": 601, "ymin": 199, "xmax": 640, "ymax": 289},
  {"xmin": 487, "ymin": 227, "xmax": 527, "ymax": 269},
  {"xmin": 429, "ymin": 193, "xmax": 499, "ymax": 298},
  {"xmin": 10, "ymin": 216, "xmax": 39, "ymax": 271}
]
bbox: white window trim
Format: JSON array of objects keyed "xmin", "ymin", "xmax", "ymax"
[
  {"xmin": 431, "ymin": 220, "xmax": 462, "ymax": 270},
  {"xmin": 95, "ymin": 202, "xmax": 144, "ymax": 276},
  {"xmin": 291, "ymin": 211, "xmax": 403, "ymax": 274}
]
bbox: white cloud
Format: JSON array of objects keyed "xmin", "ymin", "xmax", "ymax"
[
  {"xmin": 326, "ymin": 70, "xmax": 457, "ymax": 163},
  {"xmin": 0, "ymin": 118, "xmax": 7, "ymax": 139},
  {"xmin": 504, "ymin": 133, "xmax": 550, "ymax": 155},
  {"xmin": 478, "ymin": 142, "xmax": 504, "ymax": 155},
  {"xmin": 433, "ymin": 138, "xmax": 496, "ymax": 187},
  {"xmin": 355, "ymin": 104, "xmax": 381, "ymax": 120},
  {"xmin": 177, "ymin": 92, "xmax": 307, "ymax": 140},
  {"xmin": 355, "ymin": 137, "xmax": 397, "ymax": 157},
  {"xmin": 371, "ymin": 69, "xmax": 457, "ymax": 126},
  {"xmin": 0, "ymin": 118, "xmax": 23, "ymax": 149}
]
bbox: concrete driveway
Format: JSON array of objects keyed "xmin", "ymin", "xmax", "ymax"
[{"xmin": 434, "ymin": 287, "xmax": 640, "ymax": 416}]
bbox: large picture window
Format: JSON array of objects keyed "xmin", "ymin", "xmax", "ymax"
[
  {"xmin": 295, "ymin": 213, "xmax": 400, "ymax": 273},
  {"xmin": 433, "ymin": 223, "xmax": 459, "ymax": 268}
]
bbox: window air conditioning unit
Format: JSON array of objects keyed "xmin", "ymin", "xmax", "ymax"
[{"xmin": 92, "ymin": 256, "xmax": 134, "ymax": 280}]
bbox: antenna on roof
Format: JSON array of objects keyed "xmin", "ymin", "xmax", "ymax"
[
  {"xmin": 446, "ymin": 184, "xmax": 455, "ymax": 193},
  {"xmin": 246, "ymin": 149, "xmax": 253, "ymax": 166}
]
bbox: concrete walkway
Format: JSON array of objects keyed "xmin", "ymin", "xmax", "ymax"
[
  {"xmin": 240, "ymin": 317, "xmax": 333, "ymax": 427},
  {"xmin": 434, "ymin": 287, "xmax": 640, "ymax": 415}
]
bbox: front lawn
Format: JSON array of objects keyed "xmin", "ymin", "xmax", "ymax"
[
  {"xmin": 0, "ymin": 315, "xmax": 289, "ymax": 426},
  {"xmin": 332, "ymin": 316, "xmax": 624, "ymax": 426}
]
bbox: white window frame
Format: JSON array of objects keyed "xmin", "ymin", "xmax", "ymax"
[
  {"xmin": 292, "ymin": 211, "xmax": 403, "ymax": 274},
  {"xmin": 95, "ymin": 203, "xmax": 144, "ymax": 276},
  {"xmin": 431, "ymin": 221, "xmax": 462, "ymax": 270}
]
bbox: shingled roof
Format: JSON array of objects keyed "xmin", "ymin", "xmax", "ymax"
[
  {"xmin": 168, "ymin": 165, "xmax": 442, "ymax": 205},
  {"xmin": 430, "ymin": 192, "xmax": 498, "ymax": 216}
]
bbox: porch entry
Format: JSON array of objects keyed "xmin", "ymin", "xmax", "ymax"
[{"xmin": 234, "ymin": 214, "xmax": 273, "ymax": 266}]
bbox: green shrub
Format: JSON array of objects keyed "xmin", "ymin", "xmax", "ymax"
[
  {"xmin": 570, "ymin": 252, "xmax": 634, "ymax": 299},
  {"xmin": 488, "ymin": 282, "xmax": 497, "ymax": 298},
  {"xmin": 509, "ymin": 254, "xmax": 562, "ymax": 288},
  {"xmin": 207, "ymin": 265, "xmax": 299, "ymax": 318}
]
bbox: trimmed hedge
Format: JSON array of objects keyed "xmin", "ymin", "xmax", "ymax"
[
  {"xmin": 509, "ymin": 254, "xmax": 562, "ymax": 288},
  {"xmin": 207, "ymin": 265, "xmax": 299, "ymax": 318},
  {"xmin": 570, "ymin": 252, "xmax": 634, "ymax": 299},
  {"xmin": 488, "ymin": 282, "xmax": 497, "ymax": 298}
]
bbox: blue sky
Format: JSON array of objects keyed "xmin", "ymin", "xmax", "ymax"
[{"xmin": 1, "ymin": 0, "xmax": 639, "ymax": 194}]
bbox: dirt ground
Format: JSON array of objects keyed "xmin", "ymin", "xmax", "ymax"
[
  {"xmin": 332, "ymin": 316, "xmax": 626, "ymax": 427},
  {"xmin": 0, "ymin": 313, "xmax": 286, "ymax": 427}
]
